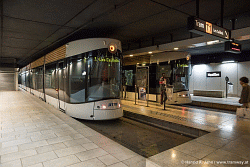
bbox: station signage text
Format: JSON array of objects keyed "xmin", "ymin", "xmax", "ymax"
[
  {"xmin": 206, "ymin": 72, "xmax": 221, "ymax": 77},
  {"xmin": 188, "ymin": 17, "xmax": 230, "ymax": 40}
]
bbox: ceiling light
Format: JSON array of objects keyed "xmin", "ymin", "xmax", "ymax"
[
  {"xmin": 174, "ymin": 48, "xmax": 178, "ymax": 50},
  {"xmin": 207, "ymin": 40, "xmax": 219, "ymax": 45},
  {"xmin": 148, "ymin": 51, "xmax": 152, "ymax": 54},
  {"xmin": 222, "ymin": 61, "xmax": 235, "ymax": 64},
  {"xmin": 192, "ymin": 42, "xmax": 206, "ymax": 47},
  {"xmin": 130, "ymin": 54, "xmax": 133, "ymax": 57}
]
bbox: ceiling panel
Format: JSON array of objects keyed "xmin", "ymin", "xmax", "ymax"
[
  {"xmin": 66, "ymin": 0, "xmax": 167, "ymax": 28},
  {"xmin": 4, "ymin": 0, "xmax": 95, "ymax": 25},
  {"xmin": 4, "ymin": 29, "xmax": 46, "ymax": 42},
  {"xmin": 43, "ymin": 27, "xmax": 76, "ymax": 43},
  {"xmin": 224, "ymin": 0, "xmax": 250, "ymax": 17},
  {"xmin": 109, "ymin": 10, "xmax": 188, "ymax": 41},
  {"xmin": 0, "ymin": 0, "xmax": 250, "ymax": 68},
  {"xmin": 2, "ymin": 46, "xmax": 30, "ymax": 57},
  {"xmin": 4, "ymin": 17, "xmax": 61, "ymax": 38},
  {"xmin": 65, "ymin": 0, "xmax": 126, "ymax": 28},
  {"xmin": 151, "ymin": 0, "xmax": 195, "ymax": 8},
  {"xmin": 3, "ymin": 37, "xmax": 41, "ymax": 52}
]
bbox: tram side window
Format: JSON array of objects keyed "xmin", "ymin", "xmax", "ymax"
[
  {"xmin": 30, "ymin": 70, "xmax": 34, "ymax": 89},
  {"xmin": 21, "ymin": 72, "xmax": 26, "ymax": 87},
  {"xmin": 69, "ymin": 55, "xmax": 86, "ymax": 103},
  {"xmin": 25, "ymin": 71, "xmax": 30, "ymax": 88},
  {"xmin": 45, "ymin": 63, "xmax": 57, "ymax": 99},
  {"xmin": 33, "ymin": 67, "xmax": 43, "ymax": 93},
  {"xmin": 18, "ymin": 73, "xmax": 21, "ymax": 85}
]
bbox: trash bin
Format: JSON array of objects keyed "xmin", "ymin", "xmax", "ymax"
[{"xmin": 228, "ymin": 82, "xmax": 233, "ymax": 94}]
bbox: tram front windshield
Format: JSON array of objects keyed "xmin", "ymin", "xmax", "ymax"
[
  {"xmin": 70, "ymin": 48, "xmax": 121, "ymax": 103},
  {"xmin": 87, "ymin": 49, "xmax": 121, "ymax": 102}
]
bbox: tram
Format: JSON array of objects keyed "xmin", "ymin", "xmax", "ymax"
[
  {"xmin": 123, "ymin": 52, "xmax": 192, "ymax": 104},
  {"xmin": 19, "ymin": 38, "xmax": 123, "ymax": 120}
]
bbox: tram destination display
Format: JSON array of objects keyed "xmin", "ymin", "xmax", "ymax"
[{"xmin": 224, "ymin": 41, "xmax": 241, "ymax": 54}]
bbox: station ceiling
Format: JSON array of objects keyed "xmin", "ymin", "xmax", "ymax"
[{"xmin": 1, "ymin": 0, "xmax": 250, "ymax": 68}]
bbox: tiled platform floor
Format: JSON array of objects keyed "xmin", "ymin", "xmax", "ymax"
[
  {"xmin": 121, "ymin": 99, "xmax": 250, "ymax": 167},
  {"xmin": 0, "ymin": 91, "xmax": 149, "ymax": 167},
  {"xmin": 191, "ymin": 95, "xmax": 241, "ymax": 107},
  {"xmin": 1, "ymin": 90, "xmax": 250, "ymax": 167}
]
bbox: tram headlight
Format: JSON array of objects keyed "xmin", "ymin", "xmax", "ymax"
[
  {"xmin": 118, "ymin": 103, "xmax": 121, "ymax": 108},
  {"xmin": 102, "ymin": 105, "xmax": 107, "ymax": 109},
  {"xmin": 178, "ymin": 93, "xmax": 189, "ymax": 97}
]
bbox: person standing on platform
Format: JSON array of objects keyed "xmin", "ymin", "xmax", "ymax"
[
  {"xmin": 239, "ymin": 77, "xmax": 250, "ymax": 108},
  {"xmin": 159, "ymin": 73, "xmax": 167, "ymax": 105}
]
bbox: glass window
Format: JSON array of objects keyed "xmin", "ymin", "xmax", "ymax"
[
  {"xmin": 25, "ymin": 71, "xmax": 30, "ymax": 88},
  {"xmin": 69, "ymin": 55, "xmax": 86, "ymax": 103},
  {"xmin": 173, "ymin": 64, "xmax": 189, "ymax": 92},
  {"xmin": 33, "ymin": 67, "xmax": 43, "ymax": 92},
  {"xmin": 45, "ymin": 63, "xmax": 57, "ymax": 98},
  {"xmin": 87, "ymin": 49, "xmax": 121, "ymax": 102},
  {"xmin": 125, "ymin": 70, "xmax": 133, "ymax": 86},
  {"xmin": 21, "ymin": 72, "xmax": 26, "ymax": 87},
  {"xmin": 18, "ymin": 73, "xmax": 21, "ymax": 85},
  {"xmin": 30, "ymin": 69, "xmax": 35, "ymax": 89}
]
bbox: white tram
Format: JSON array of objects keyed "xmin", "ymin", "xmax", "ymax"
[{"xmin": 19, "ymin": 38, "xmax": 123, "ymax": 120}]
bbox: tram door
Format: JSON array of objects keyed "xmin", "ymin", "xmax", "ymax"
[
  {"xmin": 136, "ymin": 66, "xmax": 149, "ymax": 101},
  {"xmin": 57, "ymin": 61, "xmax": 66, "ymax": 111}
]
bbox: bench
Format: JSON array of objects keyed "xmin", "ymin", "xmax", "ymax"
[{"xmin": 193, "ymin": 90, "xmax": 224, "ymax": 98}]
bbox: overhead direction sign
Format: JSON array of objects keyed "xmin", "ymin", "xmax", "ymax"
[{"xmin": 188, "ymin": 17, "xmax": 230, "ymax": 40}]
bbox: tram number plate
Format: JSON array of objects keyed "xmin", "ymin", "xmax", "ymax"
[{"xmin": 108, "ymin": 103, "xmax": 118, "ymax": 107}]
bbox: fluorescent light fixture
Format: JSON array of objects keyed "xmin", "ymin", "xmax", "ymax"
[
  {"xmin": 207, "ymin": 40, "xmax": 219, "ymax": 45},
  {"xmin": 148, "ymin": 51, "xmax": 152, "ymax": 54},
  {"xmin": 193, "ymin": 64, "xmax": 207, "ymax": 71},
  {"xmin": 129, "ymin": 54, "xmax": 133, "ymax": 57},
  {"xmin": 192, "ymin": 42, "xmax": 206, "ymax": 47},
  {"xmin": 222, "ymin": 60, "xmax": 235, "ymax": 63},
  {"xmin": 174, "ymin": 48, "xmax": 179, "ymax": 50}
]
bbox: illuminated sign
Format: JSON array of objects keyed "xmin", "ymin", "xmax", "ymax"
[
  {"xmin": 94, "ymin": 57, "xmax": 120, "ymax": 63},
  {"xmin": 188, "ymin": 17, "xmax": 230, "ymax": 40},
  {"xmin": 224, "ymin": 41, "xmax": 241, "ymax": 54},
  {"xmin": 206, "ymin": 72, "xmax": 221, "ymax": 77}
]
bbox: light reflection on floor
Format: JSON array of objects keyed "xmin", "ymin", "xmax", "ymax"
[{"xmin": 121, "ymin": 99, "xmax": 237, "ymax": 133}]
